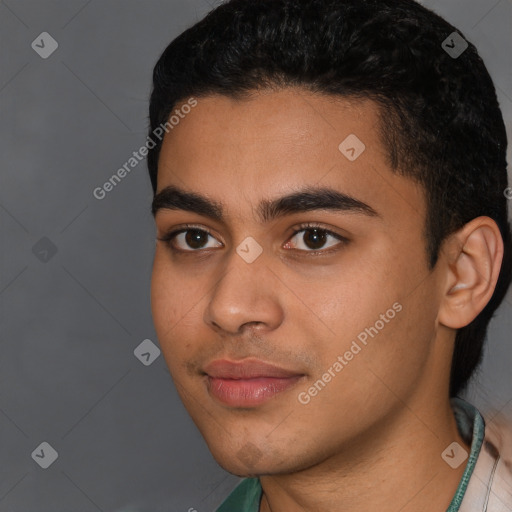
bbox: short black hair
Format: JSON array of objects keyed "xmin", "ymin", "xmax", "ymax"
[{"xmin": 147, "ymin": 0, "xmax": 512, "ymax": 397}]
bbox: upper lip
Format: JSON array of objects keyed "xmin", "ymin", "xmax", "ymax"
[{"xmin": 203, "ymin": 359, "xmax": 303, "ymax": 379}]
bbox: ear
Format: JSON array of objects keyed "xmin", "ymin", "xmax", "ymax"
[{"xmin": 438, "ymin": 216, "xmax": 504, "ymax": 329}]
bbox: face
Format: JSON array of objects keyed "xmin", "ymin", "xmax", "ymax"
[{"xmin": 151, "ymin": 88, "xmax": 449, "ymax": 476}]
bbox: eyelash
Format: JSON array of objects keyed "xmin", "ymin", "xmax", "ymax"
[{"xmin": 157, "ymin": 222, "xmax": 349, "ymax": 255}]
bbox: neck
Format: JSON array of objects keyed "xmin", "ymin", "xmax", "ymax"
[{"xmin": 259, "ymin": 392, "xmax": 470, "ymax": 512}]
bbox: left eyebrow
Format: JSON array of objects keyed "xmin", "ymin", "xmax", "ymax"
[
  {"xmin": 151, "ymin": 184, "xmax": 380, "ymax": 222},
  {"xmin": 258, "ymin": 185, "xmax": 380, "ymax": 222}
]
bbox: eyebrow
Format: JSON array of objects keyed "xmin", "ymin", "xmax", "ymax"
[{"xmin": 151, "ymin": 184, "xmax": 379, "ymax": 223}]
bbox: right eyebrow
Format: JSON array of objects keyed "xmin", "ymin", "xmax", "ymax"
[{"xmin": 152, "ymin": 185, "xmax": 224, "ymax": 220}]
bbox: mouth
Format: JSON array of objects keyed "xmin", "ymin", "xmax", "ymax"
[{"xmin": 203, "ymin": 358, "xmax": 305, "ymax": 407}]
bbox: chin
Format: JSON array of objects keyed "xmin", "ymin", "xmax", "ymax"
[
  {"xmin": 211, "ymin": 438, "xmax": 315, "ymax": 478},
  {"xmin": 206, "ymin": 441, "xmax": 280, "ymax": 476}
]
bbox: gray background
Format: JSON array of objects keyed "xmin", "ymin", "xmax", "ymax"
[{"xmin": 0, "ymin": 0, "xmax": 511, "ymax": 510}]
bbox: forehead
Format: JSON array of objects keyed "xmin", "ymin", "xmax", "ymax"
[
  {"xmin": 156, "ymin": 88, "xmax": 425, "ymax": 228},
  {"xmin": 161, "ymin": 89, "xmax": 377, "ymax": 166}
]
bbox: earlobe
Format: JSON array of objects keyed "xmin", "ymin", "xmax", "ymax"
[{"xmin": 438, "ymin": 217, "xmax": 504, "ymax": 330}]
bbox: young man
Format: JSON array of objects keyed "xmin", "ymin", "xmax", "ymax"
[{"xmin": 147, "ymin": 0, "xmax": 512, "ymax": 510}]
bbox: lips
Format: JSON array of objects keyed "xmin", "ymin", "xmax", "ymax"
[
  {"xmin": 204, "ymin": 359, "xmax": 302, "ymax": 379},
  {"xmin": 203, "ymin": 359, "xmax": 304, "ymax": 407}
]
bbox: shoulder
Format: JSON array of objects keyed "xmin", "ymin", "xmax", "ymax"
[
  {"xmin": 483, "ymin": 415, "xmax": 512, "ymax": 507},
  {"xmin": 462, "ymin": 413, "xmax": 512, "ymax": 511}
]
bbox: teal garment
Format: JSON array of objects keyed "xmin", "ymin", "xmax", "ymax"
[
  {"xmin": 216, "ymin": 477, "xmax": 261, "ymax": 512},
  {"xmin": 216, "ymin": 397, "xmax": 485, "ymax": 512},
  {"xmin": 446, "ymin": 397, "xmax": 485, "ymax": 511}
]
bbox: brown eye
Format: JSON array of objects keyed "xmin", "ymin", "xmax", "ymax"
[
  {"xmin": 302, "ymin": 228, "xmax": 328, "ymax": 250},
  {"xmin": 158, "ymin": 227, "xmax": 223, "ymax": 252},
  {"xmin": 285, "ymin": 226, "xmax": 347, "ymax": 252},
  {"xmin": 185, "ymin": 229, "xmax": 210, "ymax": 249}
]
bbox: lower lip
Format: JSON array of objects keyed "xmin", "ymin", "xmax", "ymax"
[{"xmin": 206, "ymin": 376, "xmax": 303, "ymax": 407}]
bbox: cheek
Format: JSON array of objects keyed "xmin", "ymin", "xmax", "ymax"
[
  {"xmin": 151, "ymin": 252, "xmax": 198, "ymax": 319},
  {"xmin": 151, "ymin": 258, "xmax": 188, "ymax": 343},
  {"xmin": 342, "ymin": 280, "xmax": 439, "ymax": 398},
  {"xmin": 302, "ymin": 248, "xmax": 434, "ymax": 389},
  {"xmin": 150, "ymin": 259, "xmax": 174, "ymax": 334},
  {"xmin": 150, "ymin": 255, "xmax": 207, "ymax": 366}
]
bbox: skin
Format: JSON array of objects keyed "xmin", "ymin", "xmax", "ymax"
[{"xmin": 150, "ymin": 88, "xmax": 503, "ymax": 512}]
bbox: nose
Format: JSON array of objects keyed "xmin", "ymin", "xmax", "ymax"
[{"xmin": 203, "ymin": 248, "xmax": 284, "ymax": 335}]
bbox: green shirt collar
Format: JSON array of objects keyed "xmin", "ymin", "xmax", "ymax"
[{"xmin": 446, "ymin": 397, "xmax": 485, "ymax": 511}]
